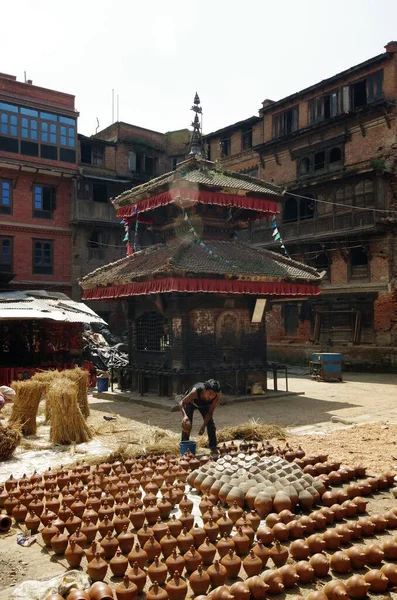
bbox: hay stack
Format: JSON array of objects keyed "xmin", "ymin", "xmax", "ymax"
[
  {"xmin": 48, "ymin": 379, "xmax": 92, "ymax": 445},
  {"xmin": 9, "ymin": 381, "xmax": 47, "ymax": 435},
  {"xmin": 32, "ymin": 370, "xmax": 61, "ymax": 422},
  {"xmin": 61, "ymin": 368, "xmax": 90, "ymax": 418},
  {"xmin": 0, "ymin": 423, "xmax": 21, "ymax": 460}
]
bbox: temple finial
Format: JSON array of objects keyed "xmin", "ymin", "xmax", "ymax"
[{"xmin": 188, "ymin": 92, "xmax": 203, "ymax": 157}]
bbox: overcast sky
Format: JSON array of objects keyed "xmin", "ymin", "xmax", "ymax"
[{"xmin": 2, "ymin": 0, "xmax": 396, "ymax": 137}]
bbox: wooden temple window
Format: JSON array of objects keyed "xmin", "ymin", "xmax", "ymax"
[{"xmin": 136, "ymin": 311, "xmax": 170, "ymax": 352}]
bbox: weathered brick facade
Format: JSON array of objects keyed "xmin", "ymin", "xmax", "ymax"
[
  {"xmin": 0, "ymin": 73, "xmax": 78, "ymax": 294},
  {"xmin": 204, "ymin": 42, "xmax": 397, "ymax": 370}
]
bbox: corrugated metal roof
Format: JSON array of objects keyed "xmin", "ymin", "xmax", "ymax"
[{"xmin": 0, "ymin": 291, "xmax": 106, "ymax": 324}]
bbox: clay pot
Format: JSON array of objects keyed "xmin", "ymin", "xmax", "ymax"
[
  {"xmin": 89, "ymin": 582, "xmax": 114, "ymax": 600},
  {"xmin": 345, "ymin": 575, "xmax": 370, "ymax": 599},
  {"xmin": 220, "ymin": 549, "xmax": 241, "ymax": 578},
  {"xmin": 65, "ymin": 540, "xmax": 84, "ymax": 568},
  {"xmin": 262, "ymin": 569, "xmax": 285, "ymax": 594},
  {"xmin": 245, "ymin": 576, "xmax": 269, "ymax": 600},
  {"xmin": 42, "ymin": 522, "xmax": 60, "ymax": 547},
  {"xmin": 86, "ymin": 541, "xmax": 105, "ymax": 563},
  {"xmin": 357, "ymin": 517, "xmax": 376, "ymax": 537},
  {"xmin": 165, "ymin": 571, "xmax": 188, "ymax": 600},
  {"xmin": 66, "ymin": 591, "xmax": 90, "ymax": 600},
  {"xmin": 126, "ymin": 562, "xmax": 146, "ymax": 593},
  {"xmin": 65, "ymin": 514, "xmax": 82, "ymax": 535},
  {"xmin": 100, "ymin": 530, "xmax": 119, "ymax": 559},
  {"xmin": 229, "ymin": 581, "xmax": 250, "ymax": 600},
  {"xmin": 323, "ymin": 580, "xmax": 349, "ymax": 600},
  {"xmin": 145, "ymin": 502, "xmax": 161, "ymax": 525},
  {"xmin": 207, "ymin": 560, "xmax": 227, "ymax": 588},
  {"xmin": 160, "ymin": 530, "xmax": 178, "ymax": 558},
  {"xmin": 25, "ymin": 511, "xmax": 41, "ymax": 533},
  {"xmin": 306, "ymin": 533, "xmax": 326, "ymax": 554},
  {"xmin": 352, "ymin": 497, "xmax": 368, "ymax": 514},
  {"xmin": 346, "ymin": 546, "xmax": 367, "ymax": 570},
  {"xmin": 265, "ymin": 513, "xmax": 281, "ymax": 528},
  {"xmin": 137, "ymin": 523, "xmax": 153, "ymax": 546},
  {"xmin": 110, "ymin": 549, "xmax": 129, "ymax": 577},
  {"xmin": 255, "ymin": 525, "xmax": 274, "ymax": 545},
  {"xmin": 381, "ymin": 563, "xmax": 397, "ymax": 586},
  {"xmin": 231, "ymin": 527, "xmax": 250, "ymax": 555},
  {"xmin": 309, "ymin": 553, "xmax": 329, "ymax": 578},
  {"xmin": 246, "ymin": 510, "xmax": 261, "ymax": 531},
  {"xmin": 242, "ymin": 549, "xmax": 263, "ymax": 576},
  {"xmin": 177, "ymin": 529, "xmax": 195, "ymax": 555},
  {"xmin": 165, "ymin": 549, "xmax": 186, "ymax": 576},
  {"xmin": 117, "ymin": 526, "xmax": 135, "ymax": 554},
  {"xmin": 87, "ymin": 552, "xmax": 108, "ymax": 582},
  {"xmin": 198, "ymin": 538, "xmax": 217, "ymax": 565},
  {"xmin": 203, "ymin": 518, "xmax": 220, "ymax": 543},
  {"xmin": 334, "ymin": 524, "xmax": 353, "ymax": 545},
  {"xmin": 310, "ymin": 511, "xmax": 327, "ymax": 530},
  {"xmin": 365, "ymin": 542, "xmax": 384, "ymax": 565},
  {"xmin": 346, "ymin": 520, "xmax": 362, "ymax": 540},
  {"xmin": 167, "ymin": 516, "xmax": 183, "ymax": 538},
  {"xmin": 144, "ymin": 535, "xmax": 162, "ymax": 562},
  {"xmin": 130, "ymin": 506, "xmax": 146, "ymax": 529},
  {"xmin": 382, "ymin": 538, "xmax": 397, "ymax": 559},
  {"xmin": 128, "ymin": 543, "xmax": 148, "ymax": 568},
  {"xmin": 290, "ymin": 539, "xmax": 310, "ymax": 561},
  {"xmin": 189, "ymin": 564, "xmax": 211, "ymax": 596},
  {"xmin": 364, "ymin": 569, "xmax": 388, "ymax": 593},
  {"xmin": 330, "ymin": 551, "xmax": 352, "ymax": 574},
  {"xmin": 278, "ymin": 564, "xmax": 299, "ymax": 588},
  {"xmin": 370, "ymin": 514, "xmax": 388, "ymax": 533},
  {"xmin": 253, "ymin": 493, "xmax": 272, "ymax": 519},
  {"xmin": 217, "ymin": 514, "xmax": 233, "ymax": 536},
  {"xmin": 157, "ymin": 498, "xmax": 172, "ymax": 520},
  {"xmin": 294, "ymin": 561, "xmax": 315, "ymax": 584},
  {"xmin": 146, "ymin": 583, "xmax": 168, "ymax": 600},
  {"xmin": 183, "ymin": 546, "xmax": 202, "ymax": 574},
  {"xmin": 273, "ymin": 491, "xmax": 292, "ymax": 513},
  {"xmin": 272, "ymin": 522, "xmax": 289, "ymax": 541},
  {"xmin": 322, "ymin": 529, "xmax": 342, "ymax": 550},
  {"xmin": 115, "ymin": 576, "xmax": 138, "ymax": 600}
]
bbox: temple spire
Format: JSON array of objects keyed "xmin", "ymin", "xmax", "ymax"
[{"xmin": 188, "ymin": 92, "xmax": 203, "ymax": 156}]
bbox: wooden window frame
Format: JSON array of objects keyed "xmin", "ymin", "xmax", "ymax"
[
  {"xmin": 272, "ymin": 106, "xmax": 299, "ymax": 139},
  {"xmin": 32, "ymin": 239, "xmax": 53, "ymax": 275},
  {"xmin": 0, "ymin": 179, "xmax": 12, "ymax": 215},
  {"xmin": 0, "ymin": 236, "xmax": 13, "ymax": 272},
  {"xmin": 32, "ymin": 184, "xmax": 56, "ymax": 219},
  {"xmin": 241, "ymin": 128, "xmax": 253, "ymax": 151}
]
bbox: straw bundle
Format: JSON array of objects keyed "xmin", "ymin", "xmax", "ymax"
[
  {"xmin": 216, "ymin": 420, "xmax": 286, "ymax": 443},
  {"xmin": 48, "ymin": 379, "xmax": 92, "ymax": 445},
  {"xmin": 32, "ymin": 371, "xmax": 62, "ymax": 422},
  {"xmin": 9, "ymin": 381, "xmax": 47, "ymax": 435},
  {"xmin": 0, "ymin": 423, "xmax": 21, "ymax": 460},
  {"xmin": 61, "ymin": 367, "xmax": 90, "ymax": 418}
]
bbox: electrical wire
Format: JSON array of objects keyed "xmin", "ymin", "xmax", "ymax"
[{"xmin": 285, "ymin": 190, "xmax": 397, "ymax": 215}]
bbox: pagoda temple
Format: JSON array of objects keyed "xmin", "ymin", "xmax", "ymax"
[{"xmin": 81, "ymin": 96, "xmax": 322, "ymax": 396}]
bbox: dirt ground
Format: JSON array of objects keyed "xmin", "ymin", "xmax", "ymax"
[{"xmin": 1, "ymin": 371, "xmax": 397, "ymax": 598}]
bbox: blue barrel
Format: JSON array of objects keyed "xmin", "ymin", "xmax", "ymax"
[
  {"xmin": 97, "ymin": 377, "xmax": 109, "ymax": 392},
  {"xmin": 180, "ymin": 441, "xmax": 196, "ymax": 456}
]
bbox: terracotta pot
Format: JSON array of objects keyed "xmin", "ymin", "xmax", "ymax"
[
  {"xmin": 323, "ymin": 580, "xmax": 349, "ymax": 600},
  {"xmin": 220, "ymin": 549, "xmax": 241, "ymax": 579},
  {"xmin": 306, "ymin": 533, "xmax": 326, "ymax": 554},
  {"xmin": 294, "ymin": 561, "xmax": 315, "ymax": 584},
  {"xmin": 229, "ymin": 581, "xmax": 250, "ymax": 600},
  {"xmin": 322, "ymin": 529, "xmax": 342, "ymax": 550},
  {"xmin": 130, "ymin": 506, "xmax": 146, "ymax": 530},
  {"xmin": 66, "ymin": 590, "xmax": 90, "ymax": 600},
  {"xmin": 157, "ymin": 498, "xmax": 172, "ymax": 520},
  {"xmin": 65, "ymin": 514, "xmax": 82, "ymax": 535},
  {"xmin": 65, "ymin": 540, "xmax": 84, "ymax": 568},
  {"xmin": 177, "ymin": 528, "xmax": 195, "ymax": 555},
  {"xmin": 116, "ymin": 526, "xmax": 134, "ymax": 554},
  {"xmin": 165, "ymin": 548, "xmax": 186, "ymax": 576},
  {"xmin": 346, "ymin": 546, "xmax": 367, "ymax": 570},
  {"xmin": 216, "ymin": 532, "xmax": 235, "ymax": 558},
  {"xmin": 232, "ymin": 527, "xmax": 250, "ymax": 555},
  {"xmin": 242, "ymin": 577, "xmax": 268, "ymax": 600},
  {"xmin": 262, "ymin": 569, "xmax": 285, "ymax": 594},
  {"xmin": 246, "ymin": 509, "xmax": 261, "ymax": 531},
  {"xmin": 183, "ymin": 546, "xmax": 202, "ymax": 574},
  {"xmin": 242, "ymin": 549, "xmax": 263, "ymax": 576},
  {"xmin": 165, "ymin": 571, "xmax": 188, "ymax": 600},
  {"xmin": 42, "ymin": 522, "xmax": 60, "ymax": 547},
  {"xmin": 250, "ymin": 540, "xmax": 269, "ymax": 568},
  {"xmin": 203, "ymin": 518, "xmax": 220, "ymax": 543},
  {"xmin": 160, "ymin": 530, "xmax": 177, "ymax": 558},
  {"xmin": 115, "ymin": 576, "xmax": 138, "ymax": 600},
  {"xmin": 198, "ymin": 537, "xmax": 217, "ymax": 565},
  {"xmin": 345, "ymin": 575, "xmax": 370, "ymax": 599},
  {"xmin": 207, "ymin": 560, "xmax": 227, "ymax": 588},
  {"xmin": 278, "ymin": 564, "xmax": 299, "ymax": 588},
  {"xmin": 383, "ymin": 538, "xmax": 397, "ymax": 559},
  {"xmin": 253, "ymin": 493, "xmax": 272, "ymax": 519},
  {"xmin": 25, "ymin": 511, "xmax": 41, "ymax": 533},
  {"xmin": 365, "ymin": 542, "xmax": 384, "ymax": 565},
  {"xmin": 364, "ymin": 569, "xmax": 388, "ymax": 593},
  {"xmin": 127, "ymin": 543, "xmax": 148, "ymax": 568},
  {"xmin": 189, "ymin": 564, "xmax": 211, "ymax": 596},
  {"xmin": 85, "ymin": 541, "xmax": 105, "ymax": 563},
  {"xmin": 87, "ymin": 552, "xmax": 108, "ymax": 582},
  {"xmin": 100, "ymin": 530, "xmax": 119, "ymax": 559},
  {"xmin": 147, "ymin": 556, "xmax": 168, "ymax": 585},
  {"xmin": 272, "ymin": 522, "xmax": 289, "ymax": 541},
  {"xmin": 330, "ymin": 551, "xmax": 352, "ymax": 574},
  {"xmin": 137, "ymin": 523, "xmax": 153, "ymax": 546},
  {"xmin": 309, "ymin": 553, "xmax": 329, "ymax": 578},
  {"xmin": 381, "ymin": 562, "xmax": 397, "ymax": 586},
  {"xmin": 126, "ymin": 562, "xmax": 146, "ymax": 593},
  {"xmin": 190, "ymin": 524, "xmax": 206, "ymax": 548},
  {"xmin": 167, "ymin": 515, "xmax": 183, "ymax": 538},
  {"xmin": 334, "ymin": 524, "xmax": 353, "ymax": 545},
  {"xmin": 89, "ymin": 582, "xmax": 114, "ymax": 600},
  {"xmin": 144, "ymin": 535, "xmax": 162, "ymax": 562},
  {"xmin": 216, "ymin": 514, "xmax": 233, "ymax": 537},
  {"xmin": 290, "ymin": 539, "xmax": 310, "ymax": 561},
  {"xmin": 110, "ymin": 549, "xmax": 129, "ymax": 577},
  {"xmin": 146, "ymin": 583, "xmax": 168, "ymax": 600},
  {"xmin": 273, "ymin": 491, "xmax": 292, "ymax": 513}
]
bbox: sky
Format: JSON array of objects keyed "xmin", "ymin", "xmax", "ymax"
[{"xmin": 1, "ymin": 0, "xmax": 397, "ymax": 137}]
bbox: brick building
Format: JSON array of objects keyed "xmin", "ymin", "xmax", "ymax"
[
  {"xmin": 205, "ymin": 42, "xmax": 397, "ymax": 370},
  {"xmin": 0, "ymin": 73, "xmax": 78, "ymax": 294},
  {"xmin": 72, "ymin": 123, "xmax": 190, "ymax": 329}
]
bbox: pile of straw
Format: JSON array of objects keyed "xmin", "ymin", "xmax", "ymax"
[
  {"xmin": 0, "ymin": 423, "xmax": 21, "ymax": 460},
  {"xmin": 215, "ymin": 419, "xmax": 286, "ymax": 443},
  {"xmin": 61, "ymin": 368, "xmax": 90, "ymax": 418},
  {"xmin": 48, "ymin": 379, "xmax": 92, "ymax": 445},
  {"xmin": 9, "ymin": 381, "xmax": 47, "ymax": 435},
  {"xmin": 32, "ymin": 370, "xmax": 60, "ymax": 422}
]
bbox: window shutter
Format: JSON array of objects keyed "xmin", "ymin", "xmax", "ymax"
[
  {"xmin": 342, "ymin": 86, "xmax": 350, "ymax": 112},
  {"xmin": 51, "ymin": 187, "xmax": 56, "ymax": 210},
  {"xmin": 128, "ymin": 151, "xmax": 137, "ymax": 172}
]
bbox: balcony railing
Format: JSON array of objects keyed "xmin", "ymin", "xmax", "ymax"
[
  {"xmin": 251, "ymin": 210, "xmax": 377, "ymax": 245},
  {"xmin": 72, "ymin": 199, "xmax": 119, "ymax": 223}
]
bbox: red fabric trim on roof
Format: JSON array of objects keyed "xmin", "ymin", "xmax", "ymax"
[
  {"xmin": 117, "ymin": 188, "xmax": 280, "ymax": 218},
  {"xmin": 82, "ymin": 277, "xmax": 320, "ymax": 300}
]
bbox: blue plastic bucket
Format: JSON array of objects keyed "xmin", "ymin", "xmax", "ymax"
[
  {"xmin": 97, "ymin": 377, "xmax": 109, "ymax": 392},
  {"xmin": 180, "ymin": 440, "xmax": 196, "ymax": 456}
]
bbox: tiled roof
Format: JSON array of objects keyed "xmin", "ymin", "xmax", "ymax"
[
  {"xmin": 113, "ymin": 156, "xmax": 281, "ymax": 208},
  {"xmin": 81, "ymin": 237, "xmax": 321, "ymax": 290}
]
